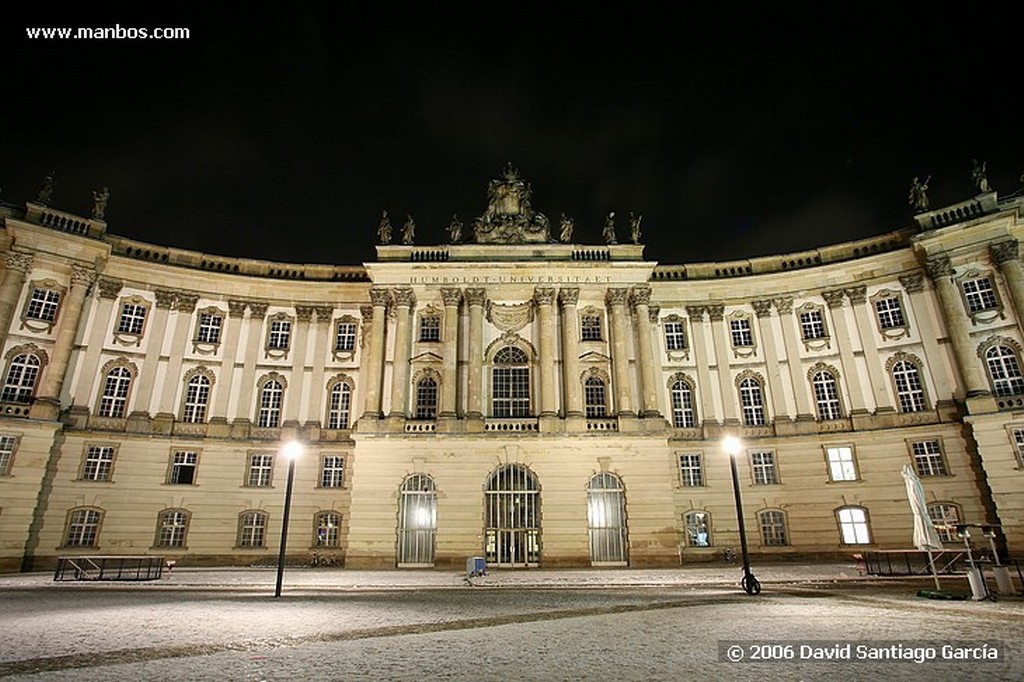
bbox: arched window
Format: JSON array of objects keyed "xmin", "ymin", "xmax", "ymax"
[
  {"xmin": 238, "ymin": 510, "xmax": 268, "ymax": 547},
  {"xmin": 155, "ymin": 509, "xmax": 190, "ymax": 548},
  {"xmin": 415, "ymin": 376, "xmax": 438, "ymax": 419},
  {"xmin": 670, "ymin": 379, "xmax": 696, "ymax": 428},
  {"xmin": 64, "ymin": 507, "xmax": 103, "ymax": 548},
  {"xmin": 397, "ymin": 474, "xmax": 437, "ymax": 566},
  {"xmin": 891, "ymin": 360, "xmax": 926, "ymax": 412},
  {"xmin": 985, "ymin": 345, "xmax": 1024, "ymax": 396},
  {"xmin": 757, "ymin": 510, "xmax": 788, "ymax": 546},
  {"xmin": 326, "ymin": 380, "xmax": 352, "ymax": 429},
  {"xmin": 836, "ymin": 506, "xmax": 871, "ymax": 545},
  {"xmin": 1, "ymin": 353, "xmax": 41, "ymax": 403},
  {"xmin": 584, "ymin": 376, "xmax": 607, "ymax": 418},
  {"xmin": 98, "ymin": 366, "xmax": 133, "ymax": 418},
  {"xmin": 485, "ymin": 464, "xmax": 540, "ymax": 566},
  {"xmin": 738, "ymin": 377, "xmax": 766, "ymax": 426},
  {"xmin": 257, "ymin": 380, "xmax": 283, "ymax": 428},
  {"xmin": 587, "ymin": 473, "xmax": 627, "ymax": 564},
  {"xmin": 811, "ymin": 371, "xmax": 842, "ymax": 420},
  {"xmin": 684, "ymin": 510, "xmax": 712, "ymax": 547},
  {"xmin": 181, "ymin": 373, "xmax": 211, "ymax": 423},
  {"xmin": 492, "ymin": 347, "xmax": 530, "ymax": 417},
  {"xmin": 314, "ymin": 510, "xmax": 342, "ymax": 548},
  {"xmin": 927, "ymin": 502, "xmax": 961, "ymax": 543}
]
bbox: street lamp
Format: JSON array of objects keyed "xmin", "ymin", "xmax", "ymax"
[
  {"xmin": 274, "ymin": 440, "xmax": 302, "ymax": 598},
  {"xmin": 723, "ymin": 436, "xmax": 761, "ymax": 595}
]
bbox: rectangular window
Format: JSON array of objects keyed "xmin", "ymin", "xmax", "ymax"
[
  {"xmin": 247, "ymin": 453, "xmax": 274, "ymax": 487},
  {"xmin": 826, "ymin": 446, "xmax": 858, "ymax": 481},
  {"xmin": 117, "ymin": 303, "xmax": 147, "ymax": 335},
  {"xmin": 799, "ymin": 310, "xmax": 826, "ymax": 340},
  {"xmin": 927, "ymin": 503, "xmax": 960, "ymax": 543},
  {"xmin": 962, "ymin": 277, "xmax": 998, "ymax": 313},
  {"xmin": 25, "ymin": 288, "xmax": 62, "ymax": 322},
  {"xmin": 750, "ymin": 451, "xmax": 778, "ymax": 485},
  {"xmin": 838, "ymin": 508, "xmax": 871, "ymax": 545},
  {"xmin": 664, "ymin": 321, "xmax": 686, "ymax": 351},
  {"xmin": 335, "ymin": 322, "xmax": 357, "ymax": 351},
  {"xmin": 911, "ymin": 440, "xmax": 947, "ymax": 476},
  {"xmin": 419, "ymin": 316, "xmax": 441, "ymax": 342},
  {"xmin": 730, "ymin": 319, "xmax": 753, "ymax": 347},
  {"xmin": 195, "ymin": 313, "xmax": 223, "ymax": 344},
  {"xmin": 678, "ymin": 453, "xmax": 704, "ymax": 487},
  {"xmin": 1012, "ymin": 428, "xmax": 1024, "ymax": 468},
  {"xmin": 239, "ymin": 512, "xmax": 267, "ymax": 547},
  {"xmin": 168, "ymin": 451, "xmax": 198, "ymax": 485},
  {"xmin": 157, "ymin": 511, "xmax": 188, "ymax": 548},
  {"xmin": 65, "ymin": 509, "xmax": 101, "ymax": 547},
  {"xmin": 267, "ymin": 320, "xmax": 291, "ymax": 349},
  {"xmin": 580, "ymin": 315, "xmax": 602, "ymax": 341},
  {"xmin": 82, "ymin": 446, "xmax": 115, "ymax": 481},
  {"xmin": 492, "ymin": 367, "xmax": 530, "ymax": 417},
  {"xmin": 321, "ymin": 455, "xmax": 345, "ymax": 488},
  {"xmin": 759, "ymin": 510, "xmax": 788, "ymax": 546},
  {"xmin": 315, "ymin": 512, "xmax": 341, "ymax": 547},
  {"xmin": 874, "ymin": 297, "xmax": 905, "ymax": 329},
  {"xmin": 0, "ymin": 434, "xmax": 16, "ymax": 475}
]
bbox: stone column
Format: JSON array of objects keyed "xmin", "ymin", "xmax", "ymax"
[
  {"xmin": 991, "ymin": 240, "xmax": 1024, "ymax": 326},
  {"xmin": 686, "ymin": 306, "xmax": 717, "ymax": 425},
  {"xmin": 925, "ymin": 256, "xmax": 989, "ymax": 397},
  {"xmin": 465, "ymin": 288, "xmax": 486, "ymax": 419},
  {"xmin": 388, "ymin": 288, "xmax": 416, "ymax": 420},
  {"xmin": 283, "ymin": 305, "xmax": 314, "ymax": 425},
  {"xmin": 308, "ymin": 304, "xmax": 333, "ymax": 426},
  {"xmin": 752, "ymin": 299, "xmax": 789, "ymax": 420},
  {"xmin": 559, "ymin": 288, "xmax": 583, "ymax": 419},
  {"xmin": 234, "ymin": 301, "xmax": 268, "ymax": 424},
  {"xmin": 440, "ymin": 288, "xmax": 462, "ymax": 418},
  {"xmin": 630, "ymin": 286, "xmax": 661, "ymax": 417},
  {"xmin": 360, "ymin": 287, "xmax": 390, "ymax": 421},
  {"xmin": 899, "ymin": 272, "xmax": 953, "ymax": 401},
  {"xmin": 30, "ymin": 264, "xmax": 95, "ymax": 420},
  {"xmin": 606, "ymin": 288, "xmax": 634, "ymax": 416},
  {"xmin": 846, "ymin": 285, "xmax": 894, "ymax": 412},
  {"xmin": 706, "ymin": 304, "xmax": 737, "ymax": 424},
  {"xmin": 774, "ymin": 297, "xmax": 815, "ymax": 420},
  {"xmin": 534, "ymin": 287, "xmax": 558, "ymax": 418},
  {"xmin": 132, "ymin": 288, "xmax": 176, "ymax": 418},
  {"xmin": 0, "ymin": 252, "xmax": 33, "ymax": 343},
  {"xmin": 210, "ymin": 300, "xmax": 248, "ymax": 426}
]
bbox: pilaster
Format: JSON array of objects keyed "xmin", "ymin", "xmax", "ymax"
[
  {"xmin": 606, "ymin": 288, "xmax": 634, "ymax": 417},
  {"xmin": 388, "ymin": 288, "xmax": 416, "ymax": 422},
  {"xmin": 534, "ymin": 287, "xmax": 558, "ymax": 418},
  {"xmin": 630, "ymin": 286, "xmax": 660, "ymax": 418}
]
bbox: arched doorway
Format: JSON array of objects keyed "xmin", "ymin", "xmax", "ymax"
[
  {"xmin": 397, "ymin": 473, "xmax": 437, "ymax": 566},
  {"xmin": 587, "ymin": 472, "xmax": 628, "ymax": 565},
  {"xmin": 484, "ymin": 464, "xmax": 540, "ymax": 567}
]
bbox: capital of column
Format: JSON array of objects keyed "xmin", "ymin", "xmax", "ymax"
[
  {"xmin": 844, "ymin": 285, "xmax": 867, "ymax": 306},
  {"xmin": 751, "ymin": 299, "xmax": 773, "ymax": 318},
  {"xmin": 822, "ymin": 290, "xmax": 846, "ymax": 309},
  {"xmin": 295, "ymin": 305, "xmax": 315, "ymax": 322},
  {"xmin": 392, "ymin": 287, "xmax": 416, "ymax": 308},
  {"xmin": 70, "ymin": 264, "xmax": 96, "ymax": 288},
  {"xmin": 154, "ymin": 289, "xmax": 177, "ymax": 309},
  {"xmin": 313, "ymin": 304, "xmax": 334, "ymax": 322},
  {"xmin": 369, "ymin": 287, "xmax": 391, "ymax": 307},
  {"xmin": 605, "ymin": 287, "xmax": 629, "ymax": 307},
  {"xmin": 2, "ymin": 251, "xmax": 33, "ymax": 273},
  {"xmin": 629, "ymin": 285, "xmax": 651, "ymax": 308},
  {"xmin": 533, "ymin": 286, "xmax": 557, "ymax": 306},
  {"xmin": 684, "ymin": 305, "xmax": 705, "ymax": 321},
  {"xmin": 441, "ymin": 287, "xmax": 463, "ymax": 307},
  {"xmin": 465, "ymin": 287, "xmax": 487, "ymax": 307},
  {"xmin": 228, "ymin": 299, "xmax": 248, "ymax": 318},
  {"xmin": 557, "ymin": 287, "xmax": 580, "ymax": 306},
  {"xmin": 990, "ymin": 239, "xmax": 1020, "ymax": 265},
  {"xmin": 247, "ymin": 301, "xmax": 269, "ymax": 319},
  {"xmin": 97, "ymin": 277, "xmax": 123, "ymax": 300},
  {"xmin": 648, "ymin": 304, "xmax": 661, "ymax": 323},
  {"xmin": 925, "ymin": 255, "xmax": 953, "ymax": 280},
  {"xmin": 898, "ymin": 272, "xmax": 925, "ymax": 294},
  {"xmin": 772, "ymin": 297, "xmax": 793, "ymax": 315},
  {"xmin": 173, "ymin": 291, "xmax": 199, "ymax": 313},
  {"xmin": 705, "ymin": 304, "xmax": 724, "ymax": 322}
]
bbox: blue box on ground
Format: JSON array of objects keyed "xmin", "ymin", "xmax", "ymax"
[{"xmin": 466, "ymin": 556, "xmax": 486, "ymax": 577}]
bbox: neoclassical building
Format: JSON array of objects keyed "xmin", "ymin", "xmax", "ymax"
[{"xmin": 1, "ymin": 168, "xmax": 1022, "ymax": 572}]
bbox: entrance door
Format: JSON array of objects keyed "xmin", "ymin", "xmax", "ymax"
[{"xmin": 484, "ymin": 465, "xmax": 540, "ymax": 567}]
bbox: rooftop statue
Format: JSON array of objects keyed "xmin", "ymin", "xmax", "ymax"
[
  {"xmin": 629, "ymin": 212, "xmax": 642, "ymax": 244},
  {"xmin": 449, "ymin": 214, "xmax": 463, "ymax": 244},
  {"xmin": 558, "ymin": 213, "xmax": 574, "ymax": 243},
  {"xmin": 92, "ymin": 186, "xmax": 109, "ymax": 220},
  {"xmin": 971, "ymin": 159, "xmax": 992, "ymax": 193},
  {"xmin": 36, "ymin": 172, "xmax": 56, "ymax": 206},
  {"xmin": 602, "ymin": 212, "xmax": 617, "ymax": 244},
  {"xmin": 377, "ymin": 210, "xmax": 393, "ymax": 245},
  {"xmin": 402, "ymin": 215, "xmax": 416, "ymax": 245},
  {"xmin": 473, "ymin": 163, "xmax": 551, "ymax": 244},
  {"xmin": 908, "ymin": 176, "xmax": 930, "ymax": 213}
]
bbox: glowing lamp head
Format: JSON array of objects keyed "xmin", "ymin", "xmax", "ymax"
[
  {"xmin": 723, "ymin": 436, "xmax": 742, "ymax": 457},
  {"xmin": 282, "ymin": 440, "xmax": 303, "ymax": 461}
]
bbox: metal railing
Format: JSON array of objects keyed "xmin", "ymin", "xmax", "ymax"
[{"xmin": 54, "ymin": 555, "xmax": 165, "ymax": 581}]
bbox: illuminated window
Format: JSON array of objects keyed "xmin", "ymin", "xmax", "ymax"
[
  {"xmin": 837, "ymin": 506, "xmax": 871, "ymax": 544},
  {"xmin": 825, "ymin": 446, "xmax": 858, "ymax": 482},
  {"xmin": 267, "ymin": 318, "xmax": 291, "ymax": 350},
  {"xmin": 874, "ymin": 296, "xmax": 905, "ymax": 330},
  {"xmin": 117, "ymin": 302, "xmax": 148, "ymax": 335},
  {"xmin": 799, "ymin": 309, "xmax": 826, "ymax": 340},
  {"xmin": 0, "ymin": 435, "xmax": 17, "ymax": 475},
  {"xmin": 398, "ymin": 474, "xmax": 437, "ymax": 565},
  {"xmin": 684, "ymin": 510, "xmax": 712, "ymax": 547},
  {"xmin": 587, "ymin": 472, "xmax": 627, "ymax": 564},
  {"xmin": 314, "ymin": 511, "xmax": 342, "ymax": 548},
  {"xmin": 492, "ymin": 347, "xmax": 530, "ymax": 417}
]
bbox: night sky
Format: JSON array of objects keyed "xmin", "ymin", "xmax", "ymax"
[{"xmin": 3, "ymin": 8, "xmax": 1020, "ymax": 268}]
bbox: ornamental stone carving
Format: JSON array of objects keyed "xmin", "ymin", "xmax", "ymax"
[
  {"xmin": 154, "ymin": 289, "xmax": 177, "ymax": 309},
  {"xmin": 314, "ymin": 304, "xmax": 334, "ymax": 322},
  {"xmin": 464, "ymin": 288, "xmax": 487, "ymax": 307},
  {"xmin": 70, "ymin": 264, "xmax": 96, "ymax": 287},
  {"xmin": 173, "ymin": 292, "xmax": 199, "ymax": 313},
  {"xmin": 773, "ymin": 297, "xmax": 793, "ymax": 315},
  {"xmin": 487, "ymin": 300, "xmax": 535, "ymax": 332},
  {"xmin": 97, "ymin": 277, "xmax": 124, "ymax": 300},
  {"xmin": 2, "ymin": 252, "xmax": 33, "ymax": 273},
  {"xmin": 228, "ymin": 299, "xmax": 248, "ymax": 318},
  {"xmin": 359, "ymin": 305, "xmax": 374, "ymax": 347},
  {"xmin": 648, "ymin": 304, "xmax": 661, "ymax": 323},
  {"xmin": 533, "ymin": 287, "xmax": 556, "ymax": 306},
  {"xmin": 844, "ymin": 285, "xmax": 867, "ymax": 305},
  {"xmin": 295, "ymin": 305, "xmax": 315, "ymax": 323},
  {"xmin": 369, "ymin": 287, "xmax": 391, "ymax": 307},
  {"xmin": 392, "ymin": 288, "xmax": 416, "ymax": 308},
  {"xmin": 630, "ymin": 286, "xmax": 652, "ymax": 307},
  {"xmin": 899, "ymin": 273, "xmax": 925, "ymax": 293},
  {"xmin": 822, "ymin": 290, "xmax": 846, "ymax": 309},
  {"xmin": 441, "ymin": 288, "xmax": 463, "ymax": 307},
  {"xmin": 925, "ymin": 256, "xmax": 953, "ymax": 279},
  {"xmin": 247, "ymin": 301, "xmax": 269, "ymax": 319},
  {"xmin": 684, "ymin": 305, "xmax": 705, "ymax": 320},
  {"xmin": 605, "ymin": 288, "xmax": 629, "ymax": 307},
  {"xmin": 751, "ymin": 300, "xmax": 774, "ymax": 318},
  {"xmin": 473, "ymin": 164, "xmax": 551, "ymax": 244},
  {"xmin": 557, "ymin": 287, "xmax": 580, "ymax": 306},
  {"xmin": 705, "ymin": 304, "xmax": 724, "ymax": 322},
  {"xmin": 990, "ymin": 240, "xmax": 1019, "ymax": 265}
]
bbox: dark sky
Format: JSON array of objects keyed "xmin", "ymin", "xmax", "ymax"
[{"xmin": 3, "ymin": 8, "xmax": 1019, "ymax": 267}]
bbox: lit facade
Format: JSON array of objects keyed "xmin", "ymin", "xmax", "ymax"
[{"xmin": 1, "ymin": 172, "xmax": 1022, "ymax": 572}]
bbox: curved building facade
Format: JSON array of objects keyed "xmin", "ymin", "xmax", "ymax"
[{"xmin": 1, "ymin": 171, "xmax": 1022, "ymax": 572}]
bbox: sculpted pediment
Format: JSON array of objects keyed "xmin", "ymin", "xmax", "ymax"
[{"xmin": 579, "ymin": 350, "xmax": 611, "ymax": 364}]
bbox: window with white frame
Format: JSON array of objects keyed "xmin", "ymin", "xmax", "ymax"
[
  {"xmin": 684, "ymin": 510, "xmax": 712, "ymax": 547},
  {"xmin": 0, "ymin": 434, "xmax": 17, "ymax": 475},
  {"xmin": 194, "ymin": 312, "xmax": 223, "ymax": 344},
  {"xmin": 1012, "ymin": 428, "xmax": 1024, "ymax": 468},
  {"xmin": 825, "ymin": 446, "xmax": 858, "ymax": 482},
  {"xmin": 320, "ymin": 455, "xmax": 345, "ymax": 488},
  {"xmin": 415, "ymin": 376, "xmax": 438, "ymax": 419},
  {"xmin": 584, "ymin": 375, "xmax": 607, "ymax": 418},
  {"xmin": 181, "ymin": 373, "xmax": 211, "ymax": 423},
  {"xmin": 911, "ymin": 440, "xmax": 947, "ymax": 477},
  {"xmin": 874, "ymin": 296, "xmax": 906, "ymax": 330},
  {"xmin": 985, "ymin": 345, "xmax": 1024, "ymax": 396},
  {"xmin": 730, "ymin": 318, "xmax": 754, "ymax": 347},
  {"xmin": 664, "ymin": 320, "xmax": 687, "ymax": 351},
  {"xmin": 24, "ymin": 287, "xmax": 62, "ymax": 322},
  {"xmin": 168, "ymin": 451, "xmax": 198, "ymax": 485},
  {"xmin": 799, "ymin": 309, "xmax": 827, "ymax": 340},
  {"xmin": 758, "ymin": 510, "xmax": 788, "ymax": 546},
  {"xmin": 1, "ymin": 353, "xmax": 41, "ymax": 403},
  {"xmin": 492, "ymin": 346, "xmax": 530, "ymax": 417},
  {"xmin": 315, "ymin": 511, "xmax": 341, "ymax": 547},
  {"xmin": 117, "ymin": 302, "xmax": 148, "ymax": 335},
  {"xmin": 811, "ymin": 370, "xmax": 842, "ymax": 420},
  {"xmin": 81, "ymin": 445, "xmax": 115, "ymax": 481},
  {"xmin": 750, "ymin": 451, "xmax": 778, "ymax": 485},
  {"xmin": 419, "ymin": 314, "xmax": 441, "ymax": 342},
  {"xmin": 962, "ymin": 276, "xmax": 998, "ymax": 313},
  {"xmin": 678, "ymin": 453, "xmax": 704, "ymax": 487},
  {"xmin": 257, "ymin": 379, "xmax": 283, "ymax": 427},
  {"xmin": 887, "ymin": 359, "xmax": 925, "ymax": 412},
  {"xmin": 837, "ymin": 506, "xmax": 871, "ymax": 544},
  {"xmin": 97, "ymin": 366, "xmax": 133, "ymax": 418},
  {"xmin": 580, "ymin": 315, "xmax": 602, "ymax": 341},
  {"xmin": 326, "ymin": 381, "xmax": 352, "ymax": 429},
  {"xmin": 670, "ymin": 379, "xmax": 696, "ymax": 428},
  {"xmin": 247, "ymin": 453, "xmax": 274, "ymax": 487},
  {"xmin": 238, "ymin": 511, "xmax": 268, "ymax": 547},
  {"xmin": 927, "ymin": 502, "xmax": 961, "ymax": 543},
  {"xmin": 739, "ymin": 377, "xmax": 766, "ymax": 426},
  {"xmin": 155, "ymin": 509, "xmax": 189, "ymax": 548},
  {"xmin": 64, "ymin": 508, "xmax": 102, "ymax": 548},
  {"xmin": 266, "ymin": 318, "xmax": 291, "ymax": 350},
  {"xmin": 335, "ymin": 321, "xmax": 357, "ymax": 351}
]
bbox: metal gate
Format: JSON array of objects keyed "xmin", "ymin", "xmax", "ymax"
[
  {"xmin": 397, "ymin": 473, "xmax": 437, "ymax": 566},
  {"xmin": 485, "ymin": 464, "xmax": 540, "ymax": 567},
  {"xmin": 587, "ymin": 472, "xmax": 628, "ymax": 565}
]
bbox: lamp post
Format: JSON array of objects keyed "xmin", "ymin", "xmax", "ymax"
[
  {"xmin": 274, "ymin": 440, "xmax": 302, "ymax": 598},
  {"xmin": 723, "ymin": 436, "xmax": 761, "ymax": 595}
]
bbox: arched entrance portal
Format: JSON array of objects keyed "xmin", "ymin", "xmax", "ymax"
[
  {"xmin": 587, "ymin": 472, "xmax": 628, "ymax": 565},
  {"xmin": 484, "ymin": 464, "xmax": 540, "ymax": 567},
  {"xmin": 397, "ymin": 473, "xmax": 437, "ymax": 566}
]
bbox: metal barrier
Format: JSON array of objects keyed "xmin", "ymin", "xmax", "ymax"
[
  {"xmin": 53, "ymin": 555, "xmax": 165, "ymax": 581},
  {"xmin": 861, "ymin": 550, "xmax": 969, "ymax": 577}
]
